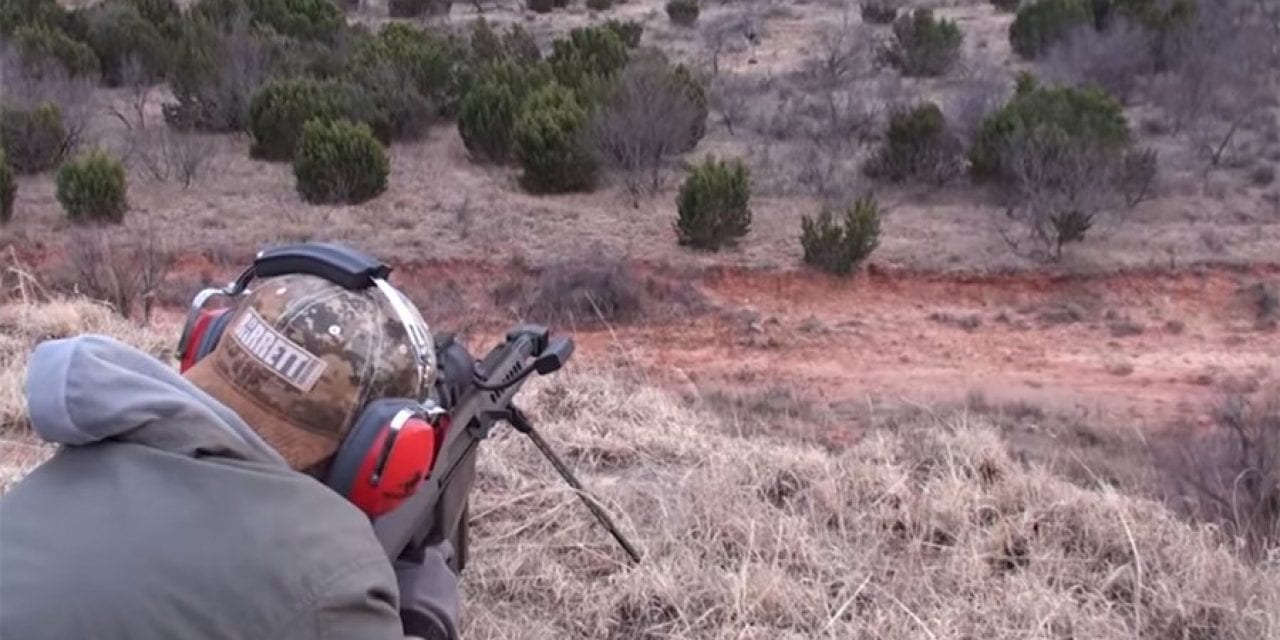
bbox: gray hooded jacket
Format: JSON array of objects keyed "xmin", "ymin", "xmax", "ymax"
[{"xmin": 0, "ymin": 335, "xmax": 457, "ymax": 640}]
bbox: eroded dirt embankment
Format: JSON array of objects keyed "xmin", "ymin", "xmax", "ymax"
[{"xmin": 9, "ymin": 245, "xmax": 1280, "ymax": 431}]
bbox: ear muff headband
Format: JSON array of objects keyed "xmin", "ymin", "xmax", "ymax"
[{"xmin": 176, "ymin": 243, "xmax": 435, "ymax": 402}]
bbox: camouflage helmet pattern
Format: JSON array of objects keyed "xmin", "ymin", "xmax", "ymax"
[{"xmin": 185, "ymin": 272, "xmax": 437, "ymax": 469}]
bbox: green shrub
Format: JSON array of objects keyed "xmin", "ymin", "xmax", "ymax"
[
  {"xmin": 123, "ymin": 0, "xmax": 180, "ymax": 33},
  {"xmin": 56, "ymin": 150, "xmax": 128, "ymax": 224},
  {"xmin": 0, "ymin": 151, "xmax": 14, "ymax": 224},
  {"xmin": 350, "ymin": 23, "xmax": 455, "ymax": 106},
  {"xmin": 665, "ymin": 0, "xmax": 699, "ymax": 26},
  {"xmin": 861, "ymin": 1, "xmax": 897, "ymax": 24},
  {"xmin": 464, "ymin": 19, "xmax": 540, "ymax": 65},
  {"xmin": 548, "ymin": 26, "xmax": 629, "ymax": 98},
  {"xmin": 466, "ymin": 18, "xmax": 503, "ymax": 62},
  {"xmin": 884, "ymin": 8, "xmax": 963, "ymax": 77},
  {"xmin": 990, "ymin": 0, "xmax": 1020, "ymax": 11},
  {"xmin": 865, "ymin": 103, "xmax": 963, "ymax": 185},
  {"xmin": 191, "ymin": 0, "xmax": 343, "ymax": 43},
  {"xmin": 459, "ymin": 60, "xmax": 552, "ymax": 163},
  {"xmin": 1093, "ymin": 0, "xmax": 1195, "ymax": 32},
  {"xmin": 0, "ymin": 102, "xmax": 68, "ymax": 174},
  {"xmin": 248, "ymin": 77, "xmax": 372, "ymax": 161},
  {"xmin": 674, "ymin": 155, "xmax": 751, "ymax": 251},
  {"xmin": 13, "ymin": 24, "xmax": 101, "ymax": 79},
  {"xmin": 513, "ymin": 83, "xmax": 598, "ymax": 194},
  {"xmin": 387, "ymin": 0, "xmax": 449, "ymax": 18},
  {"xmin": 83, "ymin": 0, "xmax": 168, "ymax": 86},
  {"xmin": 459, "ymin": 81, "xmax": 520, "ymax": 163},
  {"xmin": 1009, "ymin": 0, "xmax": 1093, "ymax": 59},
  {"xmin": 603, "ymin": 20, "xmax": 643, "ymax": 49},
  {"xmin": 526, "ymin": 0, "xmax": 554, "ymax": 13},
  {"xmin": 1, "ymin": 0, "xmax": 71, "ymax": 35},
  {"xmin": 970, "ymin": 74, "xmax": 1130, "ymax": 182},
  {"xmin": 800, "ymin": 196, "xmax": 881, "ymax": 276},
  {"xmin": 586, "ymin": 0, "xmax": 611, "ymax": 9},
  {"xmin": 292, "ymin": 118, "xmax": 389, "ymax": 204}
]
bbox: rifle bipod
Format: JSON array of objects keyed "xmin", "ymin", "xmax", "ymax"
[{"xmin": 498, "ymin": 406, "xmax": 643, "ymax": 566}]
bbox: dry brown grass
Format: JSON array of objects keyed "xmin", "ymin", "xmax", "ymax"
[{"xmin": 2, "ymin": 296, "xmax": 1277, "ymax": 637}]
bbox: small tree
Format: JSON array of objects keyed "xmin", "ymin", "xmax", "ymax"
[
  {"xmin": 674, "ymin": 155, "xmax": 751, "ymax": 251},
  {"xmin": 800, "ymin": 196, "xmax": 881, "ymax": 275},
  {"xmin": 589, "ymin": 53, "xmax": 708, "ymax": 204},
  {"xmin": 990, "ymin": 0, "xmax": 1021, "ymax": 12},
  {"xmin": 56, "ymin": 150, "xmax": 128, "ymax": 224},
  {"xmin": 970, "ymin": 74, "xmax": 1130, "ymax": 182},
  {"xmin": 665, "ymin": 0, "xmax": 700, "ymax": 26},
  {"xmin": 513, "ymin": 83, "xmax": 598, "ymax": 194},
  {"xmin": 884, "ymin": 8, "xmax": 963, "ymax": 77},
  {"xmin": 526, "ymin": 0, "xmax": 554, "ymax": 13},
  {"xmin": 1009, "ymin": 0, "xmax": 1093, "ymax": 60},
  {"xmin": 586, "ymin": 0, "xmax": 612, "ymax": 10},
  {"xmin": 973, "ymin": 76, "xmax": 1146, "ymax": 260},
  {"xmin": 292, "ymin": 118, "xmax": 389, "ymax": 205},
  {"xmin": 0, "ymin": 101, "xmax": 68, "ymax": 174},
  {"xmin": 163, "ymin": 11, "xmax": 279, "ymax": 132},
  {"xmin": 0, "ymin": 150, "xmax": 15, "ymax": 224},
  {"xmin": 864, "ymin": 102, "xmax": 963, "ymax": 185}
]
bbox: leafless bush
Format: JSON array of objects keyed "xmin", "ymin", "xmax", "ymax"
[
  {"xmin": 63, "ymin": 226, "xmax": 176, "ymax": 323},
  {"xmin": 163, "ymin": 11, "xmax": 277, "ymax": 132},
  {"xmin": 0, "ymin": 44, "xmax": 96, "ymax": 160},
  {"xmin": 494, "ymin": 257, "xmax": 645, "ymax": 327},
  {"xmin": 135, "ymin": 128, "xmax": 217, "ymax": 188},
  {"xmin": 1152, "ymin": 0, "xmax": 1278, "ymax": 167},
  {"xmin": 589, "ymin": 56, "xmax": 705, "ymax": 205},
  {"xmin": 1154, "ymin": 391, "xmax": 1280, "ymax": 560},
  {"xmin": 997, "ymin": 130, "xmax": 1155, "ymax": 261},
  {"xmin": 1039, "ymin": 18, "xmax": 1153, "ymax": 103},
  {"xmin": 805, "ymin": 8, "xmax": 874, "ymax": 89},
  {"xmin": 104, "ymin": 58, "xmax": 215, "ymax": 188}
]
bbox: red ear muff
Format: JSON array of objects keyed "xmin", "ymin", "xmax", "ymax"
[
  {"xmin": 179, "ymin": 308, "xmax": 231, "ymax": 373},
  {"xmin": 328, "ymin": 400, "xmax": 440, "ymax": 519}
]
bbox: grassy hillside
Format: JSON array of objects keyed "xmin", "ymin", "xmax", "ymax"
[{"xmin": 2, "ymin": 295, "xmax": 1276, "ymax": 638}]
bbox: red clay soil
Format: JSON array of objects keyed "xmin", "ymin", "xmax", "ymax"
[
  {"xmin": 405, "ymin": 260, "xmax": 1280, "ymax": 431},
  {"xmin": 604, "ymin": 265, "xmax": 1280, "ymax": 429},
  {"xmin": 10, "ymin": 244, "xmax": 1279, "ymax": 432}
]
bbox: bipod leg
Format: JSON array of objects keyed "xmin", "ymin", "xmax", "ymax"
[{"xmin": 505, "ymin": 406, "xmax": 643, "ymax": 565}]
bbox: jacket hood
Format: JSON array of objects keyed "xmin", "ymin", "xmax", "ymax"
[{"xmin": 24, "ymin": 334, "xmax": 286, "ymax": 465}]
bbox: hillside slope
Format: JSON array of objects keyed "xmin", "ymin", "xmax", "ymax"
[{"xmin": 1, "ymin": 297, "xmax": 1277, "ymax": 639}]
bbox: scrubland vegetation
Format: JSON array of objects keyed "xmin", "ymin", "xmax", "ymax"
[{"xmin": 2, "ymin": 0, "xmax": 1279, "ymax": 635}]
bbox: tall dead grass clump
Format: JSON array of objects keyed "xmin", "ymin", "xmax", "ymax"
[{"xmin": 462, "ymin": 372, "xmax": 1280, "ymax": 639}]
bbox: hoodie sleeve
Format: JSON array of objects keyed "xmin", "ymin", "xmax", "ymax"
[{"xmin": 303, "ymin": 557, "xmax": 408, "ymax": 640}]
